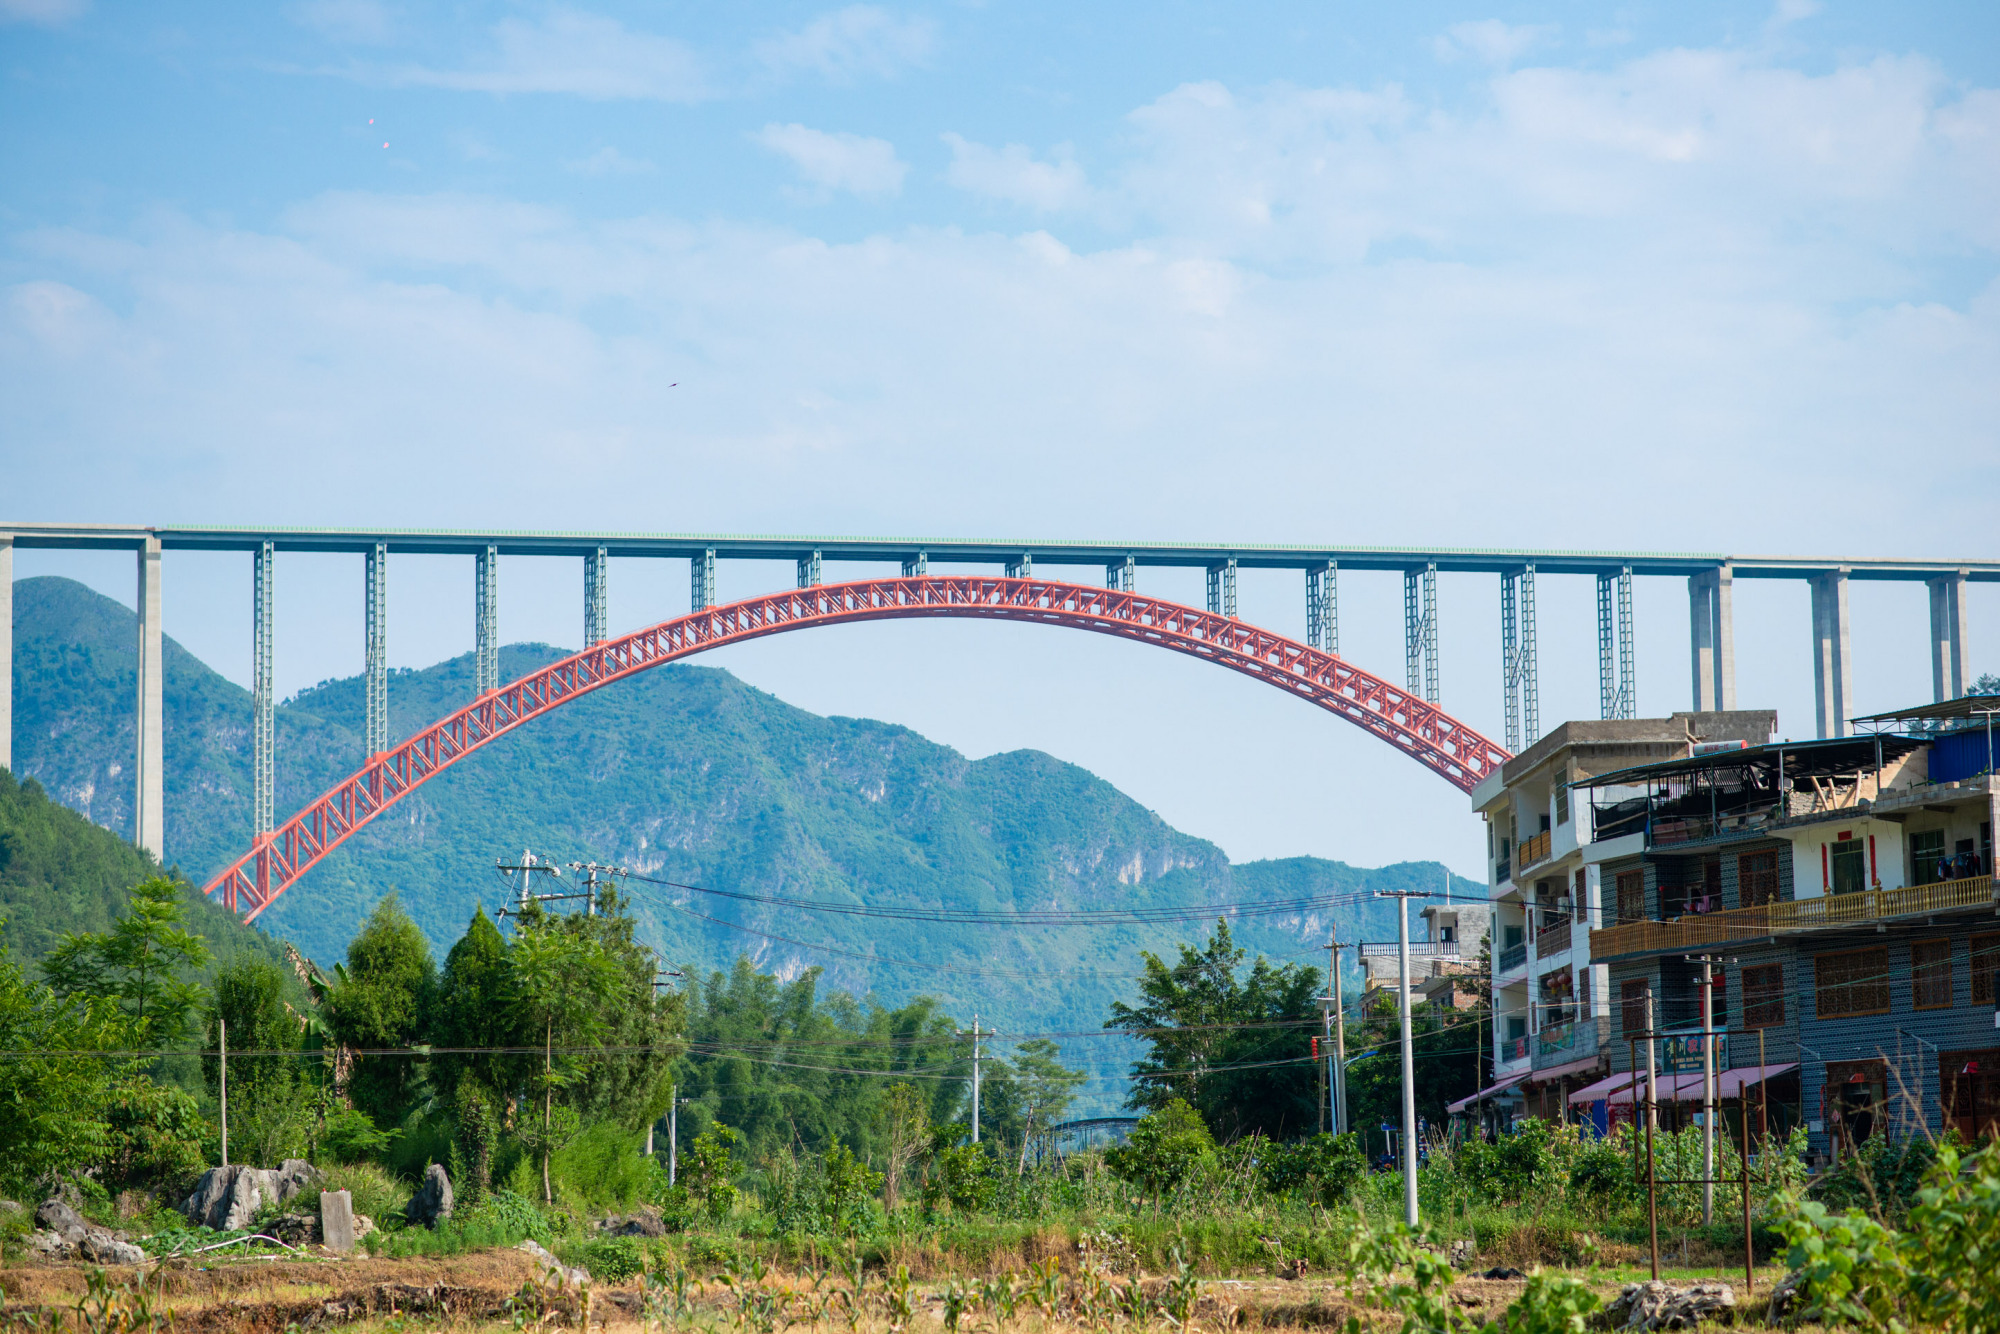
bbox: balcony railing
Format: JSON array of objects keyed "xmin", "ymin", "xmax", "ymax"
[
  {"xmin": 1517, "ymin": 830, "xmax": 1552, "ymax": 869},
  {"xmin": 1358, "ymin": 940, "xmax": 1463, "ymax": 960},
  {"xmin": 1534, "ymin": 1015, "xmax": 1609, "ymax": 1068},
  {"xmin": 1499, "ymin": 941, "xmax": 1527, "ymax": 974},
  {"xmin": 1501, "ymin": 1036, "xmax": 1530, "ymax": 1064},
  {"xmin": 1535, "ymin": 915, "xmax": 1572, "ymax": 956},
  {"xmin": 1590, "ymin": 874, "xmax": 1999, "ymax": 960}
]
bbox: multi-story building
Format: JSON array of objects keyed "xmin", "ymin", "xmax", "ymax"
[
  {"xmin": 1453, "ymin": 712, "xmax": 1779, "ymax": 1130},
  {"xmin": 1574, "ymin": 696, "xmax": 1999, "ymax": 1162},
  {"xmin": 1357, "ymin": 897, "xmax": 1492, "ymax": 1012}
]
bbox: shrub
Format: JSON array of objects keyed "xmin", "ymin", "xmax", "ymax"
[
  {"xmin": 682, "ymin": 1125, "xmax": 741, "ymax": 1223},
  {"xmin": 552, "ymin": 1123, "xmax": 654, "ymax": 1211},
  {"xmin": 316, "ymin": 1160, "xmax": 410, "ymax": 1224},
  {"xmin": 1106, "ymin": 1099, "xmax": 1214, "ymax": 1199},
  {"xmin": 458, "ymin": 1188, "xmax": 552, "ymax": 1244},
  {"xmin": 320, "ymin": 1108, "xmax": 395, "ymax": 1165},
  {"xmin": 822, "ymin": 1142, "xmax": 883, "ymax": 1236},
  {"xmin": 924, "ymin": 1141, "xmax": 995, "ymax": 1216},
  {"xmin": 1258, "ymin": 1132, "xmax": 1365, "ymax": 1207},
  {"xmin": 564, "ymin": 1235, "xmax": 645, "ymax": 1283}
]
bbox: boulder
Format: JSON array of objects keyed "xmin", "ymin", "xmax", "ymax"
[
  {"xmin": 600, "ymin": 1209, "xmax": 665, "ymax": 1238},
  {"xmin": 1598, "ymin": 1282, "xmax": 1737, "ymax": 1331},
  {"xmin": 0, "ymin": 1200, "xmax": 23, "ymax": 1216},
  {"xmin": 266, "ymin": 1213, "xmax": 322, "ymax": 1247},
  {"xmin": 354, "ymin": 1214, "xmax": 377, "ymax": 1242},
  {"xmin": 29, "ymin": 1231, "xmax": 76, "ymax": 1261},
  {"xmin": 404, "ymin": 1164, "xmax": 454, "ymax": 1230},
  {"xmin": 1764, "ymin": 1272, "xmax": 1804, "ymax": 1326},
  {"xmin": 35, "ymin": 1198, "xmax": 89, "ymax": 1243},
  {"xmin": 178, "ymin": 1161, "xmax": 316, "ymax": 1232},
  {"xmin": 517, "ymin": 1239, "xmax": 590, "ymax": 1290},
  {"xmin": 79, "ymin": 1233, "xmax": 146, "ymax": 1266}
]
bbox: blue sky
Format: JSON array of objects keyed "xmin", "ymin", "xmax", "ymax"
[{"xmin": 3, "ymin": 0, "xmax": 1998, "ymax": 887}]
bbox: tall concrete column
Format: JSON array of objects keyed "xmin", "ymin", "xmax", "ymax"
[
  {"xmin": 1928, "ymin": 571, "xmax": 1970, "ymax": 701},
  {"xmin": 1688, "ymin": 565, "xmax": 1736, "ymax": 712},
  {"xmin": 690, "ymin": 548, "xmax": 716, "ymax": 612},
  {"xmin": 135, "ymin": 537, "xmax": 164, "ymax": 860},
  {"xmin": 1810, "ymin": 568, "xmax": 1854, "ymax": 739},
  {"xmin": 0, "ymin": 535, "xmax": 12, "ymax": 774}
]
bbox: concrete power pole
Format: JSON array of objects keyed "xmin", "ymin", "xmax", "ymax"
[
  {"xmin": 1376, "ymin": 887, "xmax": 1434, "ymax": 1228},
  {"xmin": 965, "ymin": 1015, "xmax": 984, "ymax": 1143}
]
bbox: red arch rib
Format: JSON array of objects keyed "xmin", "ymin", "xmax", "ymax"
[{"xmin": 203, "ymin": 576, "xmax": 1510, "ymax": 921}]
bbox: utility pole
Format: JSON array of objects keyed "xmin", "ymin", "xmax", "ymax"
[
  {"xmin": 219, "ymin": 1016, "xmax": 229, "ymax": 1168},
  {"xmin": 1695, "ymin": 954, "xmax": 1719, "ymax": 1226},
  {"xmin": 968, "ymin": 1015, "xmax": 983, "ymax": 1142},
  {"xmin": 1376, "ymin": 887, "xmax": 1434, "ymax": 1228},
  {"xmin": 1323, "ymin": 936, "xmax": 1348, "ymax": 1135}
]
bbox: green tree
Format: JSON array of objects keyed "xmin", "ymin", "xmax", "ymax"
[
  {"xmin": 509, "ymin": 913, "xmax": 622, "ymax": 1204},
  {"xmin": 204, "ymin": 958, "xmax": 309, "ymax": 1165},
  {"xmin": 1106, "ymin": 919, "xmax": 1322, "ymax": 1141},
  {"xmin": 325, "ymin": 894, "xmax": 436, "ymax": 1130},
  {"xmin": 976, "ymin": 1038, "xmax": 1086, "ymax": 1168},
  {"xmin": 0, "ymin": 938, "xmax": 134, "ymax": 1185},
  {"xmin": 41, "ymin": 875, "xmax": 210, "ymax": 1048},
  {"xmin": 432, "ymin": 908, "xmax": 524, "ymax": 1199}
]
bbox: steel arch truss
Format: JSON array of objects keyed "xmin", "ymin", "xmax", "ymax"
[{"xmin": 204, "ymin": 576, "xmax": 1511, "ymax": 921}]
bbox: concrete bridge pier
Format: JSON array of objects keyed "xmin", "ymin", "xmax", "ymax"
[
  {"xmin": 1688, "ymin": 564, "xmax": 1736, "ymax": 713},
  {"xmin": 135, "ymin": 537, "xmax": 164, "ymax": 860},
  {"xmin": 1928, "ymin": 571, "xmax": 1970, "ymax": 701}
]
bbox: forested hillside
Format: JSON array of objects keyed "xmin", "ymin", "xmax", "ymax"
[
  {"xmin": 10, "ymin": 575, "xmax": 1472, "ymax": 1036},
  {"xmin": 0, "ymin": 765, "xmax": 293, "ymax": 983}
]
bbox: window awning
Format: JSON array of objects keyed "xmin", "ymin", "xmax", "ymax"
[
  {"xmin": 1570, "ymin": 1064, "xmax": 1800, "ymax": 1106},
  {"xmin": 1446, "ymin": 1072, "xmax": 1529, "ymax": 1114}
]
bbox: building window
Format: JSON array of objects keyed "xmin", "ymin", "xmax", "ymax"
[
  {"xmin": 1973, "ymin": 934, "xmax": 2000, "ymax": 1007},
  {"xmin": 1941, "ymin": 1049, "xmax": 2000, "ymax": 1143},
  {"xmin": 1743, "ymin": 964, "xmax": 1784, "ymax": 1028},
  {"xmin": 1708, "ymin": 968, "xmax": 1729, "ymax": 1026},
  {"xmin": 1621, "ymin": 978, "xmax": 1648, "ymax": 1037},
  {"xmin": 1616, "ymin": 870, "xmax": 1645, "ymax": 924},
  {"xmin": 1830, "ymin": 838, "xmax": 1867, "ymax": 895},
  {"xmin": 1556, "ymin": 785, "xmax": 1569, "ymax": 827},
  {"xmin": 1739, "ymin": 850, "xmax": 1780, "ymax": 908},
  {"xmin": 1912, "ymin": 940, "xmax": 1952, "ymax": 1010},
  {"xmin": 1910, "ymin": 830, "xmax": 1947, "ymax": 887},
  {"xmin": 1815, "ymin": 947, "xmax": 1891, "ymax": 1019},
  {"xmin": 1539, "ymin": 968, "xmax": 1575, "ymax": 1028}
]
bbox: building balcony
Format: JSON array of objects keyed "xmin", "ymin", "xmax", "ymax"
[
  {"xmin": 1358, "ymin": 940, "xmax": 1463, "ymax": 962},
  {"xmin": 1498, "ymin": 1036, "xmax": 1532, "ymax": 1070},
  {"xmin": 1589, "ymin": 874, "xmax": 1999, "ymax": 962},
  {"xmin": 1498, "ymin": 940, "xmax": 1528, "ymax": 975},
  {"xmin": 1533, "ymin": 1016, "xmax": 1609, "ymax": 1070},
  {"xmin": 1535, "ymin": 916, "xmax": 1572, "ymax": 957},
  {"xmin": 1516, "ymin": 829, "xmax": 1552, "ymax": 871}
]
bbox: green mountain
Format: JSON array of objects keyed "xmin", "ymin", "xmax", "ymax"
[
  {"xmin": 9, "ymin": 575, "xmax": 1471, "ymax": 1043},
  {"xmin": 0, "ymin": 764, "xmax": 297, "ymax": 987}
]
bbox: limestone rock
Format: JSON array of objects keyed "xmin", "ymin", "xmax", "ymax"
[
  {"xmin": 354, "ymin": 1214, "xmax": 377, "ymax": 1241},
  {"xmin": 518, "ymin": 1239, "xmax": 590, "ymax": 1289},
  {"xmin": 266, "ymin": 1213, "xmax": 322, "ymax": 1247},
  {"xmin": 1598, "ymin": 1281, "xmax": 1737, "ymax": 1331},
  {"xmin": 79, "ymin": 1233, "xmax": 146, "ymax": 1266},
  {"xmin": 601, "ymin": 1209, "xmax": 665, "ymax": 1238},
  {"xmin": 404, "ymin": 1164, "xmax": 454, "ymax": 1230},
  {"xmin": 35, "ymin": 1199, "xmax": 89, "ymax": 1242},
  {"xmin": 178, "ymin": 1160, "xmax": 319, "ymax": 1232},
  {"xmin": 0, "ymin": 1200, "xmax": 23, "ymax": 1216},
  {"xmin": 1764, "ymin": 1272, "xmax": 1804, "ymax": 1326},
  {"xmin": 29, "ymin": 1230, "xmax": 76, "ymax": 1261}
]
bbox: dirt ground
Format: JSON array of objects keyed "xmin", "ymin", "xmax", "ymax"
[{"xmin": 0, "ymin": 1249, "xmax": 1788, "ymax": 1333}]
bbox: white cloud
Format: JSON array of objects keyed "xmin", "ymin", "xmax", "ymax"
[
  {"xmin": 288, "ymin": 0, "xmax": 396, "ymax": 44},
  {"xmin": 383, "ymin": 9, "xmax": 707, "ymax": 101},
  {"xmin": 756, "ymin": 5, "xmax": 934, "ymax": 84},
  {"xmin": 942, "ymin": 134, "xmax": 1090, "ymax": 212},
  {"xmin": 754, "ymin": 124, "xmax": 907, "ymax": 197},
  {"xmin": 568, "ymin": 146, "xmax": 655, "ymax": 176},
  {"xmin": 1433, "ymin": 19, "xmax": 1554, "ymax": 67},
  {"xmin": 0, "ymin": 0, "xmax": 87, "ymax": 24}
]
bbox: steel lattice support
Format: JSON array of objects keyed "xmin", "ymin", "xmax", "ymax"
[
  {"xmin": 1107, "ymin": 556, "xmax": 1136, "ymax": 592},
  {"xmin": 1597, "ymin": 568, "xmax": 1635, "ymax": 719},
  {"xmin": 203, "ymin": 574, "xmax": 1512, "ymax": 918},
  {"xmin": 584, "ymin": 547, "xmax": 608, "ymax": 648},
  {"xmin": 900, "ymin": 551, "xmax": 927, "ymax": 577},
  {"xmin": 797, "ymin": 549, "xmax": 823, "ymax": 588},
  {"xmin": 364, "ymin": 542, "xmax": 388, "ymax": 755},
  {"xmin": 253, "ymin": 540, "xmax": 275, "ymax": 836},
  {"xmin": 1405, "ymin": 565, "xmax": 1438, "ymax": 703},
  {"xmin": 1206, "ymin": 559, "xmax": 1237, "ymax": 618},
  {"xmin": 1519, "ymin": 565, "xmax": 1538, "ymax": 743},
  {"xmin": 1502, "ymin": 572, "xmax": 1521, "ymax": 752},
  {"xmin": 475, "ymin": 544, "xmax": 499, "ymax": 694},
  {"xmin": 1306, "ymin": 561, "xmax": 1338, "ymax": 653},
  {"xmin": 691, "ymin": 548, "xmax": 716, "ymax": 612},
  {"xmin": 1004, "ymin": 553, "xmax": 1032, "ymax": 578}
]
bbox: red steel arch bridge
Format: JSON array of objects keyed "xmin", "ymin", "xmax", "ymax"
[{"xmin": 1, "ymin": 524, "xmax": 1993, "ymax": 904}]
